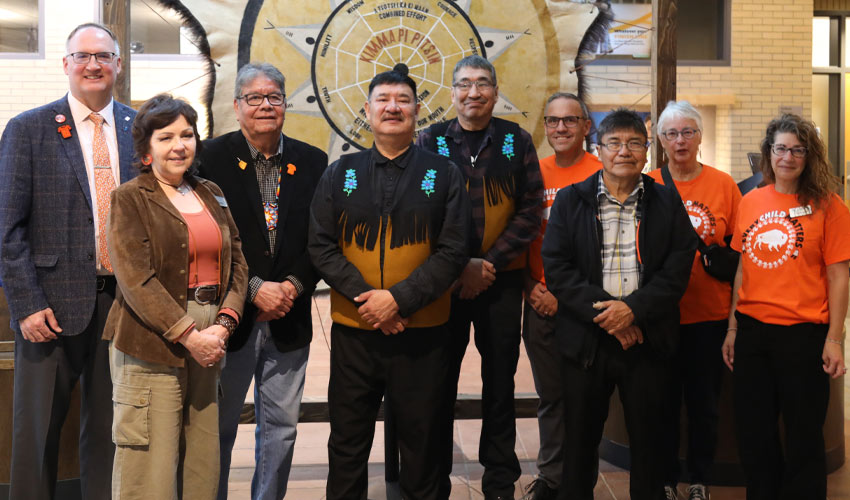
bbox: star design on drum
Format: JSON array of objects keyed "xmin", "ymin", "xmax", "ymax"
[{"xmin": 264, "ymin": 0, "xmax": 528, "ymax": 156}]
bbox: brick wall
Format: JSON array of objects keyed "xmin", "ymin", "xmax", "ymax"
[
  {"xmin": 0, "ymin": 3, "xmax": 93, "ymax": 130},
  {"xmin": 584, "ymin": 0, "xmax": 814, "ymax": 181},
  {"xmin": 0, "ymin": 0, "xmax": 210, "ymax": 136}
]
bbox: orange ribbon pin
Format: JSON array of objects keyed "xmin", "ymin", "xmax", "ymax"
[{"xmin": 287, "ymin": 163, "xmax": 296, "ymax": 175}]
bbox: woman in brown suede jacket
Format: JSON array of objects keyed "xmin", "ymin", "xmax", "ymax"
[{"xmin": 103, "ymin": 94, "xmax": 248, "ymax": 499}]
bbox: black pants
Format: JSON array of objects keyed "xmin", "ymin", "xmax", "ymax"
[
  {"xmin": 10, "ymin": 276, "xmax": 115, "ymax": 500},
  {"xmin": 732, "ymin": 313, "xmax": 829, "ymax": 500},
  {"xmin": 521, "ymin": 304, "xmax": 564, "ymax": 489},
  {"xmin": 327, "ymin": 322, "xmax": 449, "ymax": 500},
  {"xmin": 662, "ymin": 320, "xmax": 726, "ymax": 485},
  {"xmin": 559, "ymin": 334, "xmax": 669, "ymax": 500},
  {"xmin": 440, "ymin": 270, "xmax": 523, "ymax": 498}
]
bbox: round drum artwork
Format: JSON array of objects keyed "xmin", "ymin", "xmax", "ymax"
[
  {"xmin": 309, "ymin": 0, "xmax": 484, "ymax": 149},
  {"xmin": 160, "ymin": 0, "xmax": 611, "ymax": 160}
]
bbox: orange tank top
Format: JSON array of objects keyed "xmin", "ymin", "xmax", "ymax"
[{"xmin": 180, "ymin": 205, "xmax": 222, "ymax": 288}]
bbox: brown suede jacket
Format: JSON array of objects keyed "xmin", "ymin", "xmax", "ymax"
[{"xmin": 103, "ymin": 171, "xmax": 249, "ymax": 367}]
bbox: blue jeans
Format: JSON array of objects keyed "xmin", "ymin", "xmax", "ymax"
[{"xmin": 217, "ymin": 321, "xmax": 309, "ymax": 500}]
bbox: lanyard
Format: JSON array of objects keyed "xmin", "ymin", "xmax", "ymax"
[{"xmin": 262, "ymin": 160, "xmax": 283, "ymax": 231}]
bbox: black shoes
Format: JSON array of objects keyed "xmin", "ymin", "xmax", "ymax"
[{"xmin": 519, "ymin": 478, "xmax": 557, "ymax": 500}]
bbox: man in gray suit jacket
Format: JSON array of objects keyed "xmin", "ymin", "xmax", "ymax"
[{"xmin": 0, "ymin": 23, "xmax": 136, "ymax": 500}]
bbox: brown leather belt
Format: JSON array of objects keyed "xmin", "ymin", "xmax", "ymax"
[{"xmin": 188, "ymin": 285, "xmax": 219, "ymax": 305}]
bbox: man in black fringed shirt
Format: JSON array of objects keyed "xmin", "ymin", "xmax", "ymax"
[{"xmin": 309, "ymin": 64, "xmax": 469, "ymax": 500}]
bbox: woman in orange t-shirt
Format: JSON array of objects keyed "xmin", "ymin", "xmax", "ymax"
[
  {"xmin": 650, "ymin": 101, "xmax": 741, "ymax": 500},
  {"xmin": 722, "ymin": 114, "xmax": 850, "ymax": 499}
]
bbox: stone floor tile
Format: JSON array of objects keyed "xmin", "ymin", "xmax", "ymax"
[{"xmin": 221, "ymin": 293, "xmax": 850, "ymax": 498}]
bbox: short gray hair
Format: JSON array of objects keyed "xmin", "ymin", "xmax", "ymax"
[
  {"xmin": 66, "ymin": 23, "xmax": 120, "ymax": 56},
  {"xmin": 234, "ymin": 63, "xmax": 286, "ymax": 99},
  {"xmin": 657, "ymin": 100, "xmax": 703, "ymax": 134},
  {"xmin": 452, "ymin": 55, "xmax": 497, "ymax": 87},
  {"xmin": 545, "ymin": 92, "xmax": 589, "ymax": 119}
]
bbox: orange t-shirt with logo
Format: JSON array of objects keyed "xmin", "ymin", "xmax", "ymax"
[
  {"xmin": 528, "ymin": 152, "xmax": 602, "ymax": 284},
  {"xmin": 649, "ymin": 165, "xmax": 741, "ymax": 324},
  {"xmin": 731, "ymin": 185, "xmax": 850, "ymax": 325}
]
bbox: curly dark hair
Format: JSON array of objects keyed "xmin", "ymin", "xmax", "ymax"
[
  {"xmin": 759, "ymin": 114, "xmax": 838, "ymax": 208},
  {"xmin": 132, "ymin": 93, "xmax": 202, "ymax": 175}
]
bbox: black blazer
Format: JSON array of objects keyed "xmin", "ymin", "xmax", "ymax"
[{"xmin": 199, "ymin": 131, "xmax": 327, "ymax": 353}]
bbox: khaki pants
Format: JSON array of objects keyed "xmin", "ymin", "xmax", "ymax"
[{"xmin": 110, "ymin": 301, "xmax": 221, "ymax": 500}]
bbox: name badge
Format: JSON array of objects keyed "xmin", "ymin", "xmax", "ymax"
[
  {"xmin": 214, "ymin": 195, "xmax": 228, "ymax": 207},
  {"xmin": 789, "ymin": 205, "xmax": 812, "ymax": 218}
]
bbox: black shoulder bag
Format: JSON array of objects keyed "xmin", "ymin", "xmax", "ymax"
[{"xmin": 660, "ymin": 166, "xmax": 739, "ymax": 283}]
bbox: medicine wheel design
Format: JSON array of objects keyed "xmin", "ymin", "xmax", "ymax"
[
  {"xmin": 311, "ymin": 1, "xmax": 484, "ymax": 149},
  {"xmin": 239, "ymin": 0, "xmax": 561, "ymax": 159}
]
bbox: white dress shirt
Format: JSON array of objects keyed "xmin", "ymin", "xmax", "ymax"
[{"xmin": 67, "ymin": 92, "xmax": 120, "ymax": 274}]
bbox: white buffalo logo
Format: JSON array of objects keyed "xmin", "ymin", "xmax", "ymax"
[
  {"xmin": 689, "ymin": 214, "xmax": 702, "ymax": 229},
  {"xmin": 755, "ymin": 229, "xmax": 788, "ymax": 251}
]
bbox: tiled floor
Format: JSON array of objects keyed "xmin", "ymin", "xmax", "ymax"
[{"xmin": 225, "ymin": 291, "xmax": 850, "ymax": 499}]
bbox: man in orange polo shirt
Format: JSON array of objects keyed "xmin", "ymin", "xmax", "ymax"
[{"xmin": 521, "ymin": 93, "xmax": 601, "ymax": 500}]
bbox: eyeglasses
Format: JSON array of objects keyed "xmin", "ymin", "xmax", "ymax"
[
  {"xmin": 600, "ymin": 141, "xmax": 649, "ymax": 152},
  {"xmin": 771, "ymin": 144, "xmax": 807, "ymax": 158},
  {"xmin": 67, "ymin": 52, "xmax": 117, "ymax": 65},
  {"xmin": 237, "ymin": 93, "xmax": 285, "ymax": 106},
  {"xmin": 452, "ymin": 80, "xmax": 494, "ymax": 91},
  {"xmin": 543, "ymin": 115, "xmax": 585, "ymax": 128},
  {"xmin": 660, "ymin": 128, "xmax": 699, "ymax": 141}
]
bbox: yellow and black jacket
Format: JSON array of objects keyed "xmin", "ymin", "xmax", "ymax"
[
  {"xmin": 416, "ymin": 117, "xmax": 543, "ymax": 271},
  {"xmin": 308, "ymin": 145, "xmax": 470, "ymax": 330}
]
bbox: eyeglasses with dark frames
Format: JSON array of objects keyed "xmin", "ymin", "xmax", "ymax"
[
  {"xmin": 770, "ymin": 144, "xmax": 807, "ymax": 158},
  {"xmin": 543, "ymin": 115, "xmax": 585, "ymax": 128},
  {"xmin": 67, "ymin": 52, "xmax": 117, "ymax": 65},
  {"xmin": 237, "ymin": 93, "xmax": 286, "ymax": 106}
]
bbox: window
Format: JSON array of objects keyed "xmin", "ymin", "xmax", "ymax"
[
  {"xmin": 594, "ymin": 0, "xmax": 730, "ymax": 64},
  {"xmin": 0, "ymin": 0, "xmax": 41, "ymax": 56},
  {"xmin": 130, "ymin": 0, "xmax": 198, "ymax": 55},
  {"xmin": 811, "ymin": 14, "xmax": 847, "ymax": 198}
]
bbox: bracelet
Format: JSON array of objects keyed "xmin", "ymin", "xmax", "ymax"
[
  {"xmin": 727, "ymin": 328, "xmax": 737, "ymax": 332},
  {"xmin": 215, "ymin": 314, "xmax": 238, "ymax": 337},
  {"xmin": 825, "ymin": 337, "xmax": 844, "ymax": 346}
]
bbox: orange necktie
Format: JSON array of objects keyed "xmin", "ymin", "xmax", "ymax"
[{"xmin": 90, "ymin": 112, "xmax": 115, "ymax": 273}]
